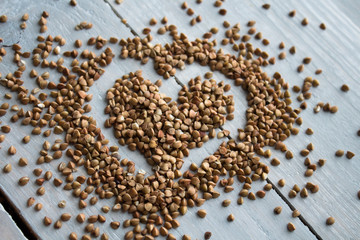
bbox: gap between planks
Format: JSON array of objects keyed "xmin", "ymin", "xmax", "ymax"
[
  {"xmin": 102, "ymin": 0, "xmax": 324, "ymax": 239},
  {"xmin": 0, "ymin": 188, "xmax": 40, "ymax": 240}
]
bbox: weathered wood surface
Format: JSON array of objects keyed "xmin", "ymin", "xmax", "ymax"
[
  {"xmin": 0, "ymin": 203, "xmax": 27, "ymax": 240},
  {"xmin": 0, "ymin": 0, "xmax": 359, "ymax": 239},
  {"xmin": 111, "ymin": 0, "xmax": 360, "ymax": 239}
]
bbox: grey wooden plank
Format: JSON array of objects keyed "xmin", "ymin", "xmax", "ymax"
[
  {"xmin": 0, "ymin": 204, "xmax": 27, "ymax": 240},
  {"xmin": 108, "ymin": 0, "xmax": 321, "ymax": 239},
  {"xmin": 0, "ymin": 0, "xmax": 142, "ymax": 239},
  {"xmin": 0, "ymin": 1, "xmax": 316, "ymax": 240},
  {"xmin": 110, "ymin": 0, "xmax": 360, "ymax": 239}
]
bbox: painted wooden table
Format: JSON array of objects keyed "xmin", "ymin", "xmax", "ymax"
[{"xmin": 0, "ymin": 0, "xmax": 359, "ymax": 239}]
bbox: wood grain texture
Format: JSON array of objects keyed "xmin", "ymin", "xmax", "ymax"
[
  {"xmin": 0, "ymin": 204, "xmax": 27, "ymax": 240},
  {"xmin": 0, "ymin": 0, "xmax": 359, "ymax": 239}
]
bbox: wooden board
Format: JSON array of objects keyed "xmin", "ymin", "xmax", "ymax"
[
  {"xmin": 0, "ymin": 0, "xmax": 359, "ymax": 239},
  {"xmin": 106, "ymin": 0, "xmax": 360, "ymax": 239}
]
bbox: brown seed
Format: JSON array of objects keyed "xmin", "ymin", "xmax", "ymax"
[
  {"xmin": 223, "ymin": 21, "xmax": 230, "ymax": 28},
  {"xmin": 237, "ymin": 197, "xmax": 244, "ymax": 205},
  {"xmin": 326, "ymin": 217, "xmax": 335, "ymax": 225},
  {"xmin": 32, "ymin": 127, "xmax": 41, "ymax": 135},
  {"xmin": 27, "ymin": 197, "xmax": 35, "ymax": 207},
  {"xmin": 305, "ymin": 128, "xmax": 313, "ymax": 135},
  {"xmin": 75, "ymin": 39, "xmax": 82, "ymax": 48},
  {"xmin": 61, "ymin": 213, "xmax": 71, "ymax": 221},
  {"xmin": 210, "ymin": 27, "xmax": 218, "ymax": 34},
  {"xmin": 315, "ymin": 69, "xmax": 322, "ymax": 75},
  {"xmin": 76, "ymin": 213, "xmax": 86, "ymax": 223},
  {"xmin": 204, "ymin": 72, "xmax": 213, "ymax": 79},
  {"xmin": 20, "ymin": 22, "xmax": 27, "ymax": 29},
  {"xmin": 335, "ymin": 150, "xmax": 344, "ymax": 157},
  {"xmin": 161, "ymin": 16, "xmax": 168, "ymax": 24},
  {"xmin": 37, "ymin": 187, "xmax": 45, "ymax": 195},
  {"xmin": 278, "ymin": 52, "xmax": 286, "ymax": 60},
  {"xmin": 279, "ymin": 42, "xmax": 285, "ymax": 49},
  {"xmin": 300, "ymin": 149, "xmax": 310, "ymax": 157},
  {"xmin": 19, "ymin": 176, "xmax": 30, "ymax": 186},
  {"xmin": 289, "ymin": 46, "xmax": 296, "ymax": 54},
  {"xmin": 81, "ymin": 235, "xmax": 91, "ymax": 240},
  {"xmin": 44, "ymin": 171, "xmax": 52, "ymax": 180},
  {"xmin": 330, "ymin": 106, "xmax": 338, "ymax": 113},
  {"xmin": 69, "ymin": 232, "xmax": 77, "ymax": 240},
  {"xmin": 101, "ymin": 206, "xmax": 110, "ymax": 213},
  {"xmin": 248, "ymin": 192, "xmax": 256, "ymax": 200},
  {"xmin": 124, "ymin": 231, "xmax": 134, "ymax": 240},
  {"xmin": 262, "ymin": 3, "xmax": 270, "ymax": 9},
  {"xmin": 256, "ymin": 190, "xmax": 266, "ymax": 198},
  {"xmin": 357, "ymin": 190, "xmax": 360, "ymax": 200},
  {"xmin": 219, "ymin": 9, "xmax": 227, "ymax": 15},
  {"xmin": 288, "ymin": 190, "xmax": 297, "ymax": 198},
  {"xmin": 214, "ymin": 0, "xmax": 222, "ymax": 7},
  {"xmin": 300, "ymin": 188, "xmax": 308, "ymax": 198},
  {"xmin": 255, "ymin": 32, "xmax": 262, "ymax": 40},
  {"xmin": 297, "ymin": 64, "xmax": 304, "ymax": 73},
  {"xmin": 307, "ymin": 143, "xmax": 314, "ymax": 151},
  {"xmin": 305, "ymin": 169, "xmax": 313, "ymax": 177},
  {"xmin": 227, "ymin": 214, "xmax": 235, "ymax": 222},
  {"xmin": 318, "ymin": 159, "xmax": 326, "ymax": 167},
  {"xmin": 247, "ymin": 20, "xmax": 256, "ymax": 27},
  {"xmin": 186, "ymin": 8, "xmax": 194, "ymax": 16},
  {"xmin": 157, "ymin": 27, "xmax": 166, "ymax": 34},
  {"xmin": 3, "ymin": 164, "xmax": 12, "ymax": 173},
  {"xmin": 289, "ymin": 10, "xmax": 296, "ymax": 17},
  {"xmin": 149, "ymin": 18, "xmax": 157, "ymax": 26},
  {"xmin": 311, "ymin": 185, "xmax": 320, "ymax": 193},
  {"xmin": 34, "ymin": 203, "xmax": 43, "ymax": 211},
  {"xmin": 22, "ymin": 13, "xmax": 29, "ymax": 21},
  {"xmin": 346, "ymin": 151, "xmax": 355, "ymax": 159},
  {"xmin": 278, "ymin": 179, "xmax": 286, "ymax": 187},
  {"xmin": 320, "ymin": 23, "xmax": 326, "ymax": 30},
  {"xmin": 263, "ymin": 183, "xmax": 272, "ymax": 191},
  {"xmin": 287, "ymin": 222, "xmax": 296, "ymax": 232},
  {"xmin": 33, "ymin": 168, "xmax": 43, "ymax": 176},
  {"xmin": 43, "ymin": 217, "xmax": 52, "ymax": 226},
  {"xmin": 101, "ymin": 233, "xmax": 109, "ymax": 240},
  {"xmin": 181, "ymin": 1, "xmax": 188, "ymax": 9},
  {"xmin": 292, "ymin": 184, "xmax": 300, "ymax": 193},
  {"xmin": 292, "ymin": 210, "xmax": 301, "ymax": 218},
  {"xmin": 54, "ymin": 220, "xmax": 62, "ymax": 229},
  {"xmin": 197, "ymin": 209, "xmax": 207, "ymax": 218},
  {"xmin": 303, "ymin": 57, "xmax": 312, "ymax": 64},
  {"xmin": 8, "ymin": 146, "xmax": 17, "ymax": 155},
  {"xmin": 110, "ymin": 221, "xmax": 120, "ymax": 229},
  {"xmin": 18, "ymin": 158, "xmax": 28, "ymax": 166},
  {"xmin": 341, "ymin": 84, "xmax": 350, "ymax": 92},
  {"xmin": 53, "ymin": 178, "xmax": 63, "ymax": 187},
  {"xmin": 262, "ymin": 38, "xmax": 270, "ymax": 45},
  {"xmin": 0, "ymin": 15, "xmax": 7, "ymax": 23},
  {"xmin": 285, "ymin": 151, "xmax": 293, "ymax": 159},
  {"xmin": 270, "ymin": 158, "xmax": 280, "ymax": 166},
  {"xmin": 88, "ymin": 215, "xmax": 98, "ymax": 223},
  {"xmin": 204, "ymin": 232, "xmax": 212, "ymax": 240},
  {"xmin": 222, "ymin": 199, "xmax": 231, "ymax": 207},
  {"xmin": 1, "ymin": 125, "xmax": 10, "ymax": 133},
  {"xmin": 274, "ymin": 206, "xmax": 282, "ymax": 215},
  {"xmin": 301, "ymin": 18, "xmax": 308, "ymax": 26}
]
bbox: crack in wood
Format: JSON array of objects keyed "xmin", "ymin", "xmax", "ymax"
[
  {"xmin": 0, "ymin": 188, "xmax": 40, "ymax": 240},
  {"xmin": 266, "ymin": 178, "xmax": 323, "ymax": 240}
]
